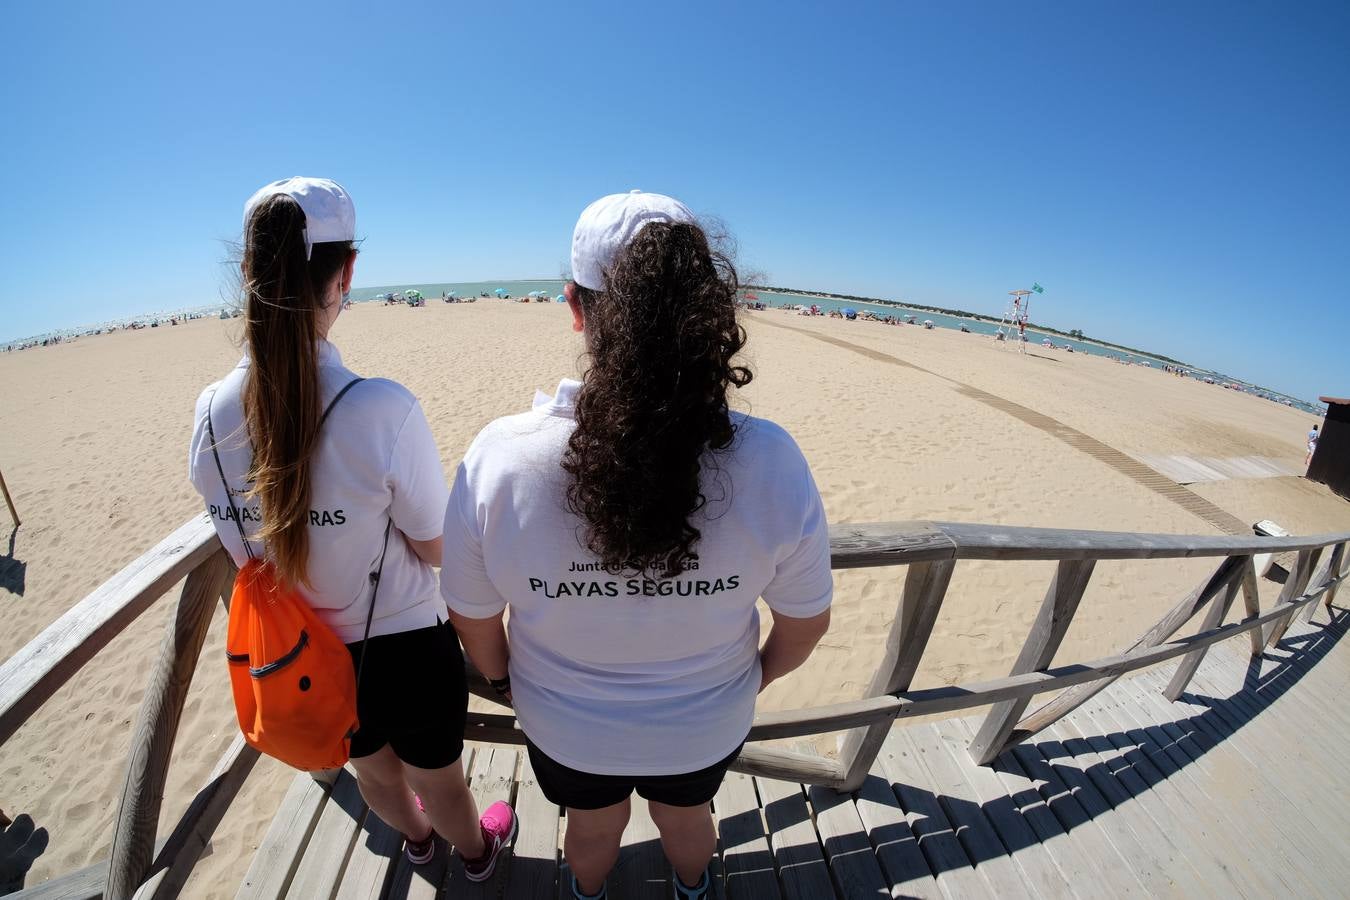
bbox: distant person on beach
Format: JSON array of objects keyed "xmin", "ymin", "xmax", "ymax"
[
  {"xmin": 443, "ymin": 191, "xmax": 833, "ymax": 900},
  {"xmin": 187, "ymin": 178, "xmax": 514, "ymax": 877},
  {"xmin": 1307, "ymin": 424, "xmax": 1319, "ymax": 466}
]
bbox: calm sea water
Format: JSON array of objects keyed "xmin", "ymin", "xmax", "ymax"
[{"xmin": 357, "ymin": 281, "xmax": 1174, "ymax": 365}]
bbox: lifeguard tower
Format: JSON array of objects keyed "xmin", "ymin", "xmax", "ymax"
[{"xmin": 996, "ymin": 289, "xmax": 1034, "ymax": 352}]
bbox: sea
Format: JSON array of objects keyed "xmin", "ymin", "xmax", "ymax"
[{"xmin": 6, "ymin": 278, "xmax": 1321, "ymax": 415}]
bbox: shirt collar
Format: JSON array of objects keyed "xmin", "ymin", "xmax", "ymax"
[{"xmin": 533, "ymin": 378, "xmax": 582, "ymax": 417}]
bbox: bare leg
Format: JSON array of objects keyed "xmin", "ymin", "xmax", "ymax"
[
  {"xmin": 349, "ymin": 745, "xmax": 429, "ymax": 839},
  {"xmin": 403, "ymin": 758, "xmax": 485, "ymax": 858},
  {"xmin": 564, "ymin": 798, "xmax": 631, "ymax": 896},
  {"xmin": 648, "ymin": 800, "xmax": 716, "ymax": 887}
]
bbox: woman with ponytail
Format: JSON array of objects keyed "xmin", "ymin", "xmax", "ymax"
[
  {"xmin": 188, "ymin": 178, "xmax": 515, "ymax": 877},
  {"xmin": 444, "ymin": 191, "xmax": 833, "ymax": 899}
]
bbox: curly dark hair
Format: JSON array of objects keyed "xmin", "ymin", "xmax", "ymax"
[{"xmin": 563, "ymin": 220, "xmax": 753, "ymax": 577}]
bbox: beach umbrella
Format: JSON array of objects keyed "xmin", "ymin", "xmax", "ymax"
[
  {"xmin": 448, "ymin": 290, "xmax": 458, "ymax": 297},
  {"xmin": 494, "ymin": 288, "xmax": 507, "ymax": 295},
  {"xmin": 843, "ymin": 308, "xmax": 857, "ymax": 317},
  {"xmin": 555, "ymin": 294, "xmax": 566, "ymax": 303}
]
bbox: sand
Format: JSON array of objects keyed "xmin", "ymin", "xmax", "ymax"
[{"xmin": 1, "ymin": 301, "xmax": 1346, "ymax": 895}]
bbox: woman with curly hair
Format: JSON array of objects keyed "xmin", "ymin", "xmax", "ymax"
[{"xmin": 443, "ymin": 191, "xmax": 833, "ymax": 900}]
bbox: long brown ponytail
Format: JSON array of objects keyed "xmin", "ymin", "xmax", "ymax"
[
  {"xmin": 240, "ymin": 195, "xmax": 351, "ymax": 587},
  {"xmin": 563, "ymin": 220, "xmax": 753, "ymax": 577}
]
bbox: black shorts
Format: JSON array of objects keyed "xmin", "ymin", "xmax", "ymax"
[
  {"xmin": 526, "ymin": 739, "xmax": 745, "ymax": 810},
  {"xmin": 345, "ymin": 619, "xmax": 468, "ymax": 770}
]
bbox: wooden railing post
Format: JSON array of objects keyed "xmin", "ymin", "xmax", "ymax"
[
  {"xmin": 1324, "ymin": 542, "xmax": 1346, "ymax": 613},
  {"xmin": 1303, "ymin": 545, "xmax": 1340, "ymax": 623},
  {"xmin": 1263, "ymin": 547, "xmax": 1320, "ymax": 649},
  {"xmin": 105, "ymin": 548, "xmax": 233, "ymax": 900},
  {"xmin": 1012, "ymin": 554, "xmax": 1246, "ymax": 743},
  {"xmin": 835, "ymin": 559, "xmax": 954, "ymax": 792},
  {"xmin": 967, "ymin": 559, "xmax": 1095, "ymax": 765},
  {"xmin": 0, "ymin": 465, "xmax": 18, "ymax": 527},
  {"xmin": 1163, "ymin": 556, "xmax": 1251, "ymax": 700},
  {"xmin": 1240, "ymin": 559, "xmax": 1264, "ymax": 657}
]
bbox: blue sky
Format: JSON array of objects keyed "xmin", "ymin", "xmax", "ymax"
[{"xmin": 2, "ymin": 0, "xmax": 1346, "ymax": 402}]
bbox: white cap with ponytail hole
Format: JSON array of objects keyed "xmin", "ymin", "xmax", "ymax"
[
  {"xmin": 243, "ymin": 177, "xmax": 356, "ymax": 261},
  {"xmin": 570, "ymin": 190, "xmax": 695, "ymax": 291}
]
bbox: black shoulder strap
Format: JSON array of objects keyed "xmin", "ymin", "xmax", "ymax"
[{"xmin": 205, "ymin": 378, "xmax": 365, "ymax": 562}]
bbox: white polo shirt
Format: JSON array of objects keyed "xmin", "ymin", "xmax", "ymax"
[
  {"xmin": 188, "ymin": 341, "xmax": 450, "ymax": 643},
  {"xmin": 442, "ymin": 380, "xmax": 833, "ymax": 775}
]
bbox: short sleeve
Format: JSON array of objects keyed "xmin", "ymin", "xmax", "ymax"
[
  {"xmin": 387, "ymin": 401, "xmax": 450, "ymax": 541},
  {"xmin": 441, "ymin": 460, "xmax": 508, "ymax": 618},
  {"xmin": 760, "ymin": 456, "xmax": 833, "ymax": 618}
]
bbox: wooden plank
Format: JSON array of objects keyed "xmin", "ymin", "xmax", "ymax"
[
  {"xmin": 0, "ymin": 515, "xmax": 219, "ymax": 747},
  {"xmin": 969, "ymin": 559, "xmax": 1095, "ymax": 763},
  {"xmin": 1045, "ymin": 713, "xmax": 1210, "ymax": 896},
  {"xmin": 1106, "ymin": 680, "xmax": 1288, "ymax": 892},
  {"xmin": 932, "ymin": 520, "xmax": 1348, "ymax": 561},
  {"xmin": 609, "ymin": 797, "xmax": 667, "ymax": 900},
  {"xmin": 1131, "ymin": 665, "xmax": 1350, "ymax": 888},
  {"xmin": 106, "ymin": 549, "xmax": 233, "ymax": 900},
  {"xmin": 1324, "ymin": 541, "xmax": 1347, "ymax": 611},
  {"xmin": 1035, "ymin": 720, "xmax": 1196, "ymax": 897},
  {"xmin": 332, "ymin": 807, "xmax": 401, "ymax": 900},
  {"xmin": 1239, "ymin": 558, "xmax": 1263, "ymax": 656},
  {"xmin": 1012, "ymin": 555, "xmax": 1247, "ymax": 744},
  {"xmin": 285, "ymin": 770, "xmax": 367, "ymax": 900},
  {"xmin": 850, "ymin": 758, "xmax": 938, "ymax": 898},
  {"xmin": 1264, "ymin": 547, "xmax": 1320, "ymax": 648},
  {"xmin": 136, "ymin": 735, "xmax": 260, "ymax": 900},
  {"xmin": 756, "ymin": 777, "xmax": 837, "ymax": 900},
  {"xmin": 1162, "ymin": 557, "xmax": 1248, "ymax": 700},
  {"xmin": 898, "ymin": 723, "xmax": 1036, "ymax": 899},
  {"xmin": 930, "ymin": 718, "xmax": 1079, "ymax": 898},
  {"xmin": 838, "ymin": 559, "xmax": 956, "ymax": 790},
  {"xmin": 0, "ymin": 466, "xmax": 19, "ymax": 526},
  {"xmin": 1077, "ymin": 692, "xmax": 1257, "ymax": 896},
  {"xmin": 235, "ymin": 773, "xmax": 333, "ymax": 900},
  {"xmin": 828, "ymin": 521, "xmax": 957, "ymax": 568},
  {"xmin": 875, "ymin": 729, "xmax": 993, "ymax": 900},
  {"xmin": 503, "ymin": 754, "xmax": 560, "ymax": 900},
  {"xmin": 14, "ymin": 840, "xmax": 167, "ymax": 900},
  {"xmin": 804, "ymin": 784, "xmax": 890, "ymax": 899},
  {"xmin": 729, "ymin": 744, "xmax": 842, "ymax": 786},
  {"xmin": 713, "ymin": 772, "xmax": 781, "ymax": 900},
  {"xmin": 1123, "ymin": 669, "xmax": 1333, "ymax": 895},
  {"xmin": 999, "ymin": 740, "xmax": 1157, "ymax": 898},
  {"xmin": 1305, "ymin": 543, "xmax": 1344, "ymax": 622}
]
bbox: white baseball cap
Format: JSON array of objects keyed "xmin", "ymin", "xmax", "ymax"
[
  {"xmin": 243, "ymin": 177, "xmax": 356, "ymax": 260},
  {"xmin": 571, "ymin": 190, "xmax": 696, "ymax": 290}
]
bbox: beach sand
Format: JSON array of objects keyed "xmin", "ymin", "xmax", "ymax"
[{"xmin": 1, "ymin": 301, "xmax": 1345, "ymax": 895}]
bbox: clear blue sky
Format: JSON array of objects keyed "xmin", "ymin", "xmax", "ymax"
[{"xmin": 2, "ymin": 1, "xmax": 1346, "ymax": 402}]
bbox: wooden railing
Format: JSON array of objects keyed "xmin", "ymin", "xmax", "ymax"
[{"xmin": 1, "ymin": 515, "xmax": 1347, "ymax": 898}]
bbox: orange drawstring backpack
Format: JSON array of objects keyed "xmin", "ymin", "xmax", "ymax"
[{"xmin": 206, "ymin": 379, "xmax": 392, "ymax": 771}]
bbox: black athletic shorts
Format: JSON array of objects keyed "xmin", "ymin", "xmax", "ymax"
[
  {"xmin": 345, "ymin": 619, "xmax": 468, "ymax": 770},
  {"xmin": 526, "ymin": 738, "xmax": 745, "ymax": 810}
]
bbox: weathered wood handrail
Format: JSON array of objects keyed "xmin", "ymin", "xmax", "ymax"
[{"xmin": 3, "ymin": 516, "xmax": 1349, "ymax": 895}]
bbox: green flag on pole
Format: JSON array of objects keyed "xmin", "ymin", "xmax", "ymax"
[{"xmin": 1032, "ymin": 283, "xmax": 1044, "ymax": 293}]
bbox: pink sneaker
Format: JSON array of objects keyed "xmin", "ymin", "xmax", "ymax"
[{"xmin": 463, "ymin": 800, "xmax": 518, "ymax": 882}]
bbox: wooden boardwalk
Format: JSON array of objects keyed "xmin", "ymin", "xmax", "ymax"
[{"xmin": 234, "ymin": 608, "xmax": 1349, "ymax": 900}]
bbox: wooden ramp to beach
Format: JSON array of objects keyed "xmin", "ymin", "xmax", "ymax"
[
  {"xmin": 3, "ymin": 518, "xmax": 1348, "ymax": 899},
  {"xmin": 232, "ymin": 610, "xmax": 1349, "ymax": 900}
]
